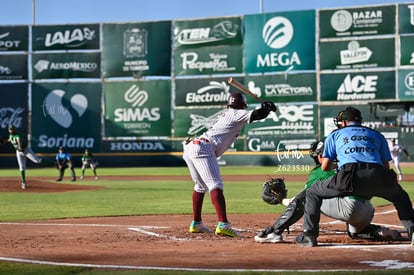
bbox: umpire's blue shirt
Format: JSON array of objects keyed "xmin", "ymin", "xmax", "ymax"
[{"xmin": 323, "ymin": 124, "xmax": 392, "ymax": 170}]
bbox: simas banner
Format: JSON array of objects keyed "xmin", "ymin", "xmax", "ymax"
[
  {"xmin": 0, "ymin": 26, "xmax": 28, "ymax": 52},
  {"xmin": 0, "ymin": 54, "xmax": 28, "ymax": 80},
  {"xmin": 102, "ymin": 21, "xmax": 171, "ymax": 78},
  {"xmin": 244, "ymin": 73, "xmax": 317, "ymax": 103},
  {"xmin": 32, "ymin": 52, "xmax": 101, "ymax": 79},
  {"xmin": 243, "ymin": 10, "xmax": 316, "ymax": 73},
  {"xmin": 31, "ymin": 82, "xmax": 101, "ymax": 153},
  {"xmin": 319, "ymin": 38, "xmax": 395, "ymax": 70},
  {"xmin": 320, "ymin": 71, "xmax": 396, "ymax": 102},
  {"xmin": 0, "ymin": 83, "xmax": 28, "ymax": 153},
  {"xmin": 103, "ymin": 80, "xmax": 171, "ymax": 137},
  {"xmin": 32, "ymin": 24, "xmax": 100, "ymax": 51},
  {"xmin": 319, "ymin": 5, "xmax": 396, "ymax": 38},
  {"xmin": 399, "ymin": 3, "xmax": 414, "ymax": 34}
]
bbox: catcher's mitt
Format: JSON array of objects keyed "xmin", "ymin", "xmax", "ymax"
[{"xmin": 261, "ymin": 177, "xmax": 287, "ymax": 205}]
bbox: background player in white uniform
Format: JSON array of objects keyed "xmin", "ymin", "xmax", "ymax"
[
  {"xmin": 389, "ymin": 138, "xmax": 411, "ymax": 181},
  {"xmin": 3, "ymin": 125, "xmax": 43, "ymax": 189},
  {"xmin": 183, "ymin": 92, "xmax": 276, "ymax": 238}
]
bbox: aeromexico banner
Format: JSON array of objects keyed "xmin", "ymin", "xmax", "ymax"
[
  {"xmin": 243, "ymin": 10, "xmax": 315, "ymax": 73},
  {"xmin": 31, "ymin": 82, "xmax": 101, "ymax": 153},
  {"xmin": 0, "ymin": 83, "xmax": 28, "ymax": 153},
  {"xmin": 32, "ymin": 24, "xmax": 100, "ymax": 50},
  {"xmin": 320, "ymin": 71, "xmax": 396, "ymax": 102},
  {"xmin": 103, "ymin": 80, "xmax": 171, "ymax": 137},
  {"xmin": 319, "ymin": 38, "xmax": 395, "ymax": 70},
  {"xmin": 319, "ymin": 5, "xmax": 396, "ymax": 38},
  {"xmin": 0, "ymin": 54, "xmax": 28, "ymax": 80},
  {"xmin": 244, "ymin": 73, "xmax": 317, "ymax": 103},
  {"xmin": 399, "ymin": 3, "xmax": 414, "ymax": 34},
  {"xmin": 32, "ymin": 52, "xmax": 100, "ymax": 79},
  {"xmin": 102, "ymin": 21, "xmax": 171, "ymax": 77},
  {"xmin": 0, "ymin": 26, "xmax": 29, "ymax": 51}
]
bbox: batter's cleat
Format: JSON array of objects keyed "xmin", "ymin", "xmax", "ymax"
[
  {"xmin": 215, "ymin": 222, "xmax": 242, "ymax": 238},
  {"xmin": 94, "ymin": 176, "xmax": 99, "ymax": 180},
  {"xmin": 80, "ymin": 176, "xmax": 84, "ymax": 179},
  {"xmin": 295, "ymin": 234, "xmax": 317, "ymax": 247},
  {"xmin": 189, "ymin": 221, "xmax": 212, "ymax": 233},
  {"xmin": 254, "ymin": 232, "xmax": 283, "ymax": 243},
  {"xmin": 21, "ymin": 182, "xmax": 27, "ymax": 190},
  {"xmin": 56, "ymin": 178, "xmax": 62, "ymax": 182},
  {"xmin": 71, "ymin": 178, "xmax": 76, "ymax": 182}
]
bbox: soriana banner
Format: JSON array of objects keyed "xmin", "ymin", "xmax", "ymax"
[
  {"xmin": 102, "ymin": 21, "xmax": 171, "ymax": 78},
  {"xmin": 32, "ymin": 24, "xmax": 100, "ymax": 50},
  {"xmin": 103, "ymin": 80, "xmax": 171, "ymax": 137},
  {"xmin": 243, "ymin": 10, "xmax": 316, "ymax": 73},
  {"xmin": 319, "ymin": 5, "xmax": 396, "ymax": 38}
]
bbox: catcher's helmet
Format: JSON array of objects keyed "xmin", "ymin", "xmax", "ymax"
[
  {"xmin": 227, "ymin": 93, "xmax": 247, "ymax": 109},
  {"xmin": 310, "ymin": 140, "xmax": 324, "ymax": 165},
  {"xmin": 334, "ymin": 106, "xmax": 362, "ymax": 128}
]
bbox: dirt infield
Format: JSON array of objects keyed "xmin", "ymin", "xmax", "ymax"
[{"xmin": 0, "ymin": 174, "xmax": 413, "ymax": 271}]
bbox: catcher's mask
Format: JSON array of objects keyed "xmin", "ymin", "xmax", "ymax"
[
  {"xmin": 227, "ymin": 92, "xmax": 247, "ymax": 109},
  {"xmin": 333, "ymin": 106, "xmax": 362, "ymax": 128},
  {"xmin": 310, "ymin": 140, "xmax": 324, "ymax": 165}
]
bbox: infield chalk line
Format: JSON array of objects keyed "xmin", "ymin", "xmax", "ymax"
[{"xmin": 128, "ymin": 227, "xmax": 189, "ymax": 241}]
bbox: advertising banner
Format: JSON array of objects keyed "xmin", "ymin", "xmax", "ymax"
[
  {"xmin": 175, "ymin": 77, "xmax": 233, "ymax": 107},
  {"xmin": 31, "ymin": 82, "xmax": 102, "ymax": 153},
  {"xmin": 320, "ymin": 71, "xmax": 396, "ymax": 101},
  {"xmin": 243, "ymin": 10, "xmax": 316, "ymax": 73},
  {"xmin": 0, "ymin": 83, "xmax": 28, "ymax": 153},
  {"xmin": 400, "ymin": 35, "xmax": 414, "ymax": 66},
  {"xmin": 244, "ymin": 103, "xmax": 317, "ymax": 139},
  {"xmin": 319, "ymin": 38, "xmax": 395, "ymax": 70},
  {"xmin": 319, "ymin": 5, "xmax": 396, "ymax": 38},
  {"xmin": 173, "ymin": 45, "xmax": 242, "ymax": 76},
  {"xmin": 102, "ymin": 21, "xmax": 171, "ymax": 77},
  {"xmin": 103, "ymin": 80, "xmax": 171, "ymax": 137},
  {"xmin": 32, "ymin": 52, "xmax": 101, "ymax": 79},
  {"xmin": 244, "ymin": 73, "xmax": 317, "ymax": 103},
  {"xmin": 0, "ymin": 54, "xmax": 28, "ymax": 80},
  {"xmin": 173, "ymin": 17, "xmax": 242, "ymax": 49},
  {"xmin": 32, "ymin": 24, "xmax": 100, "ymax": 50},
  {"xmin": 399, "ymin": 3, "xmax": 414, "ymax": 34},
  {"xmin": 0, "ymin": 26, "xmax": 29, "ymax": 51},
  {"xmin": 398, "ymin": 69, "xmax": 414, "ymax": 100}
]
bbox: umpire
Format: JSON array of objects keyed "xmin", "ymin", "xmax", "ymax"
[
  {"xmin": 296, "ymin": 106, "xmax": 414, "ymax": 247},
  {"xmin": 55, "ymin": 146, "xmax": 76, "ymax": 182}
]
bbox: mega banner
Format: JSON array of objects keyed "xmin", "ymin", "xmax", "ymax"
[
  {"xmin": 103, "ymin": 80, "xmax": 171, "ymax": 137},
  {"xmin": 399, "ymin": 3, "xmax": 414, "ymax": 34},
  {"xmin": 0, "ymin": 54, "xmax": 28, "ymax": 80},
  {"xmin": 102, "ymin": 21, "xmax": 171, "ymax": 78},
  {"xmin": 320, "ymin": 71, "xmax": 396, "ymax": 102},
  {"xmin": 244, "ymin": 73, "xmax": 317, "ymax": 103},
  {"xmin": 31, "ymin": 82, "xmax": 102, "ymax": 153},
  {"xmin": 243, "ymin": 10, "xmax": 316, "ymax": 73},
  {"xmin": 32, "ymin": 24, "xmax": 100, "ymax": 50},
  {"xmin": 32, "ymin": 52, "xmax": 101, "ymax": 79},
  {"xmin": 0, "ymin": 26, "xmax": 29, "ymax": 51},
  {"xmin": 0, "ymin": 83, "xmax": 28, "ymax": 153},
  {"xmin": 319, "ymin": 5, "xmax": 396, "ymax": 38},
  {"xmin": 319, "ymin": 38, "xmax": 395, "ymax": 70}
]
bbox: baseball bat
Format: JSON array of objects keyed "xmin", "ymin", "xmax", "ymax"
[{"xmin": 227, "ymin": 77, "xmax": 264, "ymax": 103}]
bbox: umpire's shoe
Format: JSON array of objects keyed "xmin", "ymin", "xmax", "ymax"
[{"xmin": 296, "ymin": 233, "xmax": 317, "ymax": 247}]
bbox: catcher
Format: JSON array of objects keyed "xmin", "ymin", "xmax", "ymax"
[
  {"xmin": 255, "ymin": 140, "xmax": 403, "ymax": 243},
  {"xmin": 80, "ymin": 149, "xmax": 98, "ymax": 180}
]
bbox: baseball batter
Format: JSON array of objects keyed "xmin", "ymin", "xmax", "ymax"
[
  {"xmin": 183, "ymin": 92, "xmax": 276, "ymax": 238},
  {"xmin": 296, "ymin": 106, "xmax": 414, "ymax": 247},
  {"xmin": 389, "ymin": 138, "xmax": 411, "ymax": 181},
  {"xmin": 3, "ymin": 125, "xmax": 43, "ymax": 189},
  {"xmin": 255, "ymin": 140, "xmax": 402, "ymax": 243}
]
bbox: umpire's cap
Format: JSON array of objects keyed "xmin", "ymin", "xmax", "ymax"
[{"xmin": 334, "ymin": 106, "xmax": 362, "ymax": 127}]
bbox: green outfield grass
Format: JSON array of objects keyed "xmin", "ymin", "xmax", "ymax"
[{"xmin": 0, "ymin": 166, "xmax": 413, "ymax": 274}]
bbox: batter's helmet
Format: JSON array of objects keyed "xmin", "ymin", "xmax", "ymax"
[
  {"xmin": 227, "ymin": 93, "xmax": 247, "ymax": 109},
  {"xmin": 334, "ymin": 106, "xmax": 362, "ymax": 128}
]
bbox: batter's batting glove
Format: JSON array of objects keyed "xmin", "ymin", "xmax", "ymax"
[{"xmin": 261, "ymin": 101, "xmax": 277, "ymax": 112}]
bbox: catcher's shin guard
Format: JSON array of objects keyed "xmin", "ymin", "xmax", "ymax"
[{"xmin": 272, "ymin": 195, "xmax": 305, "ymax": 235}]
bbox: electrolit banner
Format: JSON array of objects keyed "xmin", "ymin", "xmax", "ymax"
[{"xmin": 243, "ymin": 10, "xmax": 316, "ymax": 73}]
